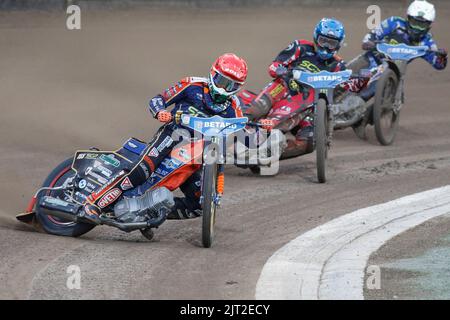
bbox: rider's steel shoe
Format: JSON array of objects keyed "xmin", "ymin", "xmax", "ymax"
[
  {"xmin": 352, "ymin": 120, "xmax": 368, "ymax": 140},
  {"xmin": 80, "ymin": 204, "xmax": 102, "ymax": 224}
]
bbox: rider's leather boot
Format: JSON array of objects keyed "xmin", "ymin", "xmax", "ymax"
[
  {"xmin": 167, "ymin": 197, "xmax": 202, "ymax": 220},
  {"xmin": 296, "ymin": 124, "xmax": 314, "ymax": 154},
  {"xmin": 246, "ymin": 94, "xmax": 272, "ymax": 119}
]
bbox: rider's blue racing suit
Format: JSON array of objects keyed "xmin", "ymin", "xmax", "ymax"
[{"xmin": 352, "ymin": 16, "xmax": 447, "ymax": 71}]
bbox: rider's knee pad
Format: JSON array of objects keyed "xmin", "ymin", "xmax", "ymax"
[
  {"xmin": 247, "ymin": 94, "xmax": 272, "ymax": 119},
  {"xmin": 126, "ymin": 160, "xmax": 151, "ymax": 186}
]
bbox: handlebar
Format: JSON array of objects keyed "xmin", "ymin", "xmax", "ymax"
[
  {"xmin": 371, "ymin": 40, "xmax": 438, "ymax": 54},
  {"xmin": 247, "ymin": 121, "xmax": 265, "ymax": 128},
  {"xmin": 174, "ymin": 111, "xmax": 271, "ymax": 130}
]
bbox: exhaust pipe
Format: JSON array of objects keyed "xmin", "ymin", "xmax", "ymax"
[
  {"xmin": 100, "ymin": 210, "xmax": 167, "ymax": 232},
  {"xmin": 38, "ymin": 196, "xmax": 81, "ymax": 222},
  {"xmin": 334, "ymin": 113, "xmax": 362, "ymax": 129},
  {"xmin": 39, "ymin": 195, "xmax": 169, "ymax": 232}
]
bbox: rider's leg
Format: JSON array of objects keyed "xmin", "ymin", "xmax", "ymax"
[
  {"xmin": 167, "ymin": 170, "xmax": 202, "ymax": 220},
  {"xmin": 247, "ymin": 93, "xmax": 272, "ymax": 119},
  {"xmin": 245, "ymin": 79, "xmax": 287, "ymax": 119},
  {"xmin": 82, "ymin": 125, "xmax": 176, "ymax": 222},
  {"xmin": 285, "ymin": 120, "xmax": 314, "ymax": 156}
]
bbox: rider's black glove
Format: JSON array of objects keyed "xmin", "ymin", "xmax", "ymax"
[
  {"xmin": 275, "ymin": 65, "xmax": 288, "ymax": 77},
  {"xmin": 362, "ymin": 41, "xmax": 376, "ymax": 51}
]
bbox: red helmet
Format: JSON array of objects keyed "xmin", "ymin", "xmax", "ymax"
[{"xmin": 209, "ymin": 53, "xmax": 248, "ymax": 104}]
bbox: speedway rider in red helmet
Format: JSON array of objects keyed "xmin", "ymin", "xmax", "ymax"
[{"xmin": 81, "ymin": 53, "xmax": 252, "ymax": 223}]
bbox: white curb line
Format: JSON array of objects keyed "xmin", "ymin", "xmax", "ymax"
[{"xmin": 255, "ymin": 185, "xmax": 450, "ymax": 300}]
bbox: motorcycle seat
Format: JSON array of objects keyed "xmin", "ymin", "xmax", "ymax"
[
  {"xmin": 123, "ymin": 137, "xmax": 148, "ymax": 155},
  {"xmin": 116, "ymin": 137, "xmax": 148, "ymax": 163}
]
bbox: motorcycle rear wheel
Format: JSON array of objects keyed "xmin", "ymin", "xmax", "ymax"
[
  {"xmin": 35, "ymin": 158, "xmax": 95, "ymax": 237},
  {"xmin": 373, "ymin": 69, "xmax": 400, "ymax": 146}
]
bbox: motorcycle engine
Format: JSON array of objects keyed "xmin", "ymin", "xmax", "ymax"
[
  {"xmin": 333, "ymin": 94, "xmax": 367, "ymax": 127},
  {"xmin": 333, "ymin": 94, "xmax": 366, "ymax": 116},
  {"xmin": 113, "ymin": 187, "xmax": 175, "ymax": 223}
]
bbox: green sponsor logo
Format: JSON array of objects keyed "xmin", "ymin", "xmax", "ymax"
[{"xmin": 100, "ymin": 154, "xmax": 120, "ymax": 168}]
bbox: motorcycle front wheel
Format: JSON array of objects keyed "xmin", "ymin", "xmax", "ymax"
[
  {"xmin": 314, "ymin": 98, "xmax": 328, "ymax": 183},
  {"xmin": 201, "ymin": 163, "xmax": 218, "ymax": 248}
]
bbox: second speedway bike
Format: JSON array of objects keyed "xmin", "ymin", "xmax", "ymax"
[
  {"xmin": 17, "ymin": 113, "xmax": 251, "ymax": 248},
  {"xmin": 336, "ymin": 42, "xmax": 434, "ymax": 145},
  {"xmin": 239, "ymin": 68, "xmax": 351, "ymax": 183}
]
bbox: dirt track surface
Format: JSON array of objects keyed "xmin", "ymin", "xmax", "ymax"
[{"xmin": 1, "ymin": 4, "xmax": 450, "ymax": 299}]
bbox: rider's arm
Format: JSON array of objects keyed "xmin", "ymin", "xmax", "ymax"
[
  {"xmin": 268, "ymin": 40, "xmax": 302, "ymax": 78},
  {"xmin": 421, "ymin": 36, "xmax": 448, "ymax": 70},
  {"xmin": 335, "ymin": 59, "xmax": 369, "ymax": 92},
  {"xmin": 223, "ymin": 96, "xmax": 244, "ymax": 118},
  {"xmin": 148, "ymin": 77, "xmax": 193, "ymax": 117},
  {"xmin": 362, "ymin": 16, "xmax": 399, "ymax": 49}
]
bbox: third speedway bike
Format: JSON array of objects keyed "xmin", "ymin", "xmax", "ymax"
[
  {"xmin": 17, "ymin": 112, "xmax": 252, "ymax": 248},
  {"xmin": 239, "ymin": 68, "xmax": 351, "ymax": 183},
  {"xmin": 337, "ymin": 42, "xmax": 434, "ymax": 145}
]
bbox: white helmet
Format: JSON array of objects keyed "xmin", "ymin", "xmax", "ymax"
[
  {"xmin": 407, "ymin": 0, "xmax": 436, "ymax": 22},
  {"xmin": 406, "ymin": 0, "xmax": 436, "ymax": 40}
]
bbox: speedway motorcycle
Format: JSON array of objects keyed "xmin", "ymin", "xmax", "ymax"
[
  {"xmin": 17, "ymin": 112, "xmax": 252, "ymax": 248},
  {"xmin": 239, "ymin": 68, "xmax": 351, "ymax": 183},
  {"xmin": 336, "ymin": 42, "xmax": 434, "ymax": 145}
]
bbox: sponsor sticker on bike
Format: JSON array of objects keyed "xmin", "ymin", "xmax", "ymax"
[
  {"xmin": 94, "ymin": 160, "xmax": 113, "ymax": 178},
  {"xmin": 85, "ymin": 167, "xmax": 108, "ymax": 185},
  {"xmin": 155, "ymin": 167, "xmax": 169, "ymax": 176},
  {"xmin": 86, "ymin": 153, "xmax": 98, "ymax": 159},
  {"xmin": 77, "ymin": 153, "xmax": 98, "ymax": 160},
  {"xmin": 75, "ymin": 192, "xmax": 87, "ymax": 200},
  {"xmin": 289, "ymin": 79, "xmax": 300, "ymax": 91},
  {"xmin": 78, "ymin": 179, "xmax": 87, "ymax": 189},
  {"xmin": 269, "ymin": 84, "xmax": 284, "ymax": 98},
  {"xmin": 157, "ymin": 136, "xmax": 173, "ymax": 152},
  {"xmin": 148, "ymin": 147, "xmax": 159, "ymax": 157},
  {"xmin": 100, "ymin": 154, "xmax": 120, "ymax": 168},
  {"xmin": 98, "ymin": 188, "xmax": 121, "ymax": 208},
  {"xmin": 120, "ymin": 177, "xmax": 133, "ymax": 190}
]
